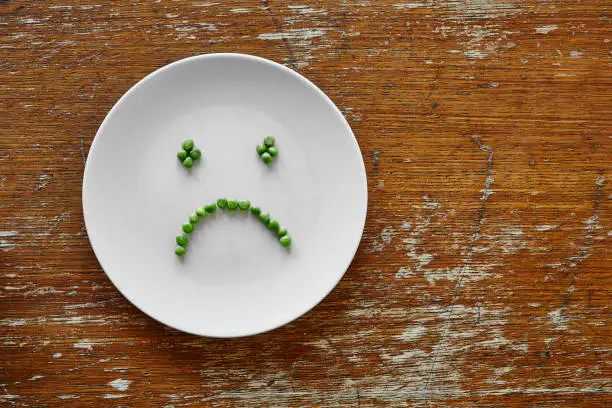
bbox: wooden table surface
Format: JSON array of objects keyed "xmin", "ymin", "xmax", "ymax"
[{"xmin": 1, "ymin": 0, "xmax": 610, "ymax": 406}]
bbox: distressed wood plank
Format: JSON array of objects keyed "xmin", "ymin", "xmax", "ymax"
[{"xmin": 1, "ymin": 0, "xmax": 610, "ymax": 406}]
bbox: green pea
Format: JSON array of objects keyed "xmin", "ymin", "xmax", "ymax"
[
  {"xmin": 183, "ymin": 157, "xmax": 193, "ymax": 168},
  {"xmin": 256, "ymin": 144, "xmax": 267, "ymax": 155},
  {"xmin": 176, "ymin": 234, "xmax": 188, "ymax": 246},
  {"xmin": 227, "ymin": 200, "xmax": 238, "ymax": 210},
  {"xmin": 217, "ymin": 198, "xmax": 228, "ymax": 208},
  {"xmin": 177, "ymin": 150, "xmax": 188, "ymax": 161},
  {"xmin": 280, "ymin": 235, "xmax": 292, "ymax": 247},
  {"xmin": 189, "ymin": 213, "xmax": 199, "ymax": 224},
  {"xmin": 264, "ymin": 136, "xmax": 275, "ymax": 147},
  {"xmin": 261, "ymin": 152, "xmax": 272, "ymax": 164},
  {"xmin": 268, "ymin": 219, "xmax": 280, "ymax": 231},
  {"xmin": 238, "ymin": 200, "xmax": 250, "ymax": 210},
  {"xmin": 182, "ymin": 139, "xmax": 194, "ymax": 152},
  {"xmin": 175, "ymin": 246, "xmax": 186, "ymax": 256},
  {"xmin": 190, "ymin": 148, "xmax": 201, "ymax": 160},
  {"xmin": 205, "ymin": 203, "xmax": 217, "ymax": 213},
  {"xmin": 250, "ymin": 206, "xmax": 261, "ymax": 215},
  {"xmin": 196, "ymin": 207, "xmax": 206, "ymax": 217},
  {"xmin": 182, "ymin": 223, "xmax": 194, "ymax": 233},
  {"xmin": 267, "ymin": 146, "xmax": 278, "ymax": 157},
  {"xmin": 258, "ymin": 212, "xmax": 270, "ymax": 223},
  {"xmin": 277, "ymin": 228, "xmax": 287, "ymax": 237}
]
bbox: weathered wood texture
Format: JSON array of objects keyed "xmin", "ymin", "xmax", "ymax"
[{"xmin": 1, "ymin": 0, "xmax": 610, "ymax": 406}]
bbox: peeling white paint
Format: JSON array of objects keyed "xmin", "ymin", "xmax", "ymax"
[
  {"xmin": 58, "ymin": 395, "xmax": 80, "ymax": 399},
  {"xmin": 548, "ymin": 308, "xmax": 568, "ymax": 331},
  {"xmin": 73, "ymin": 339, "xmax": 100, "ymax": 351},
  {"xmin": 28, "ymin": 375, "xmax": 44, "ymax": 381},
  {"xmin": 52, "ymin": 352, "xmax": 62, "ymax": 358},
  {"xmin": 395, "ymin": 325, "xmax": 427, "ymax": 341},
  {"xmin": 381, "ymin": 226, "xmax": 395, "ymax": 245},
  {"xmin": 64, "ymin": 301, "xmax": 107, "ymax": 310},
  {"xmin": 24, "ymin": 287, "xmax": 64, "ymax": 297},
  {"xmin": 535, "ymin": 25, "xmax": 558, "ymax": 34},
  {"xmin": 0, "ymin": 394, "xmax": 21, "ymax": 400},
  {"xmin": 1, "ymin": 319, "xmax": 27, "ymax": 326},
  {"xmin": 395, "ymin": 266, "xmax": 413, "ymax": 279},
  {"xmin": 288, "ymin": 5, "xmax": 327, "ymax": 14},
  {"xmin": 258, "ymin": 29, "xmax": 327, "ymax": 41},
  {"xmin": 497, "ymin": 226, "xmax": 528, "ymax": 254},
  {"xmin": 102, "ymin": 394, "xmax": 129, "ymax": 399},
  {"xmin": 463, "ymin": 49, "xmax": 488, "ymax": 59},
  {"xmin": 393, "ymin": 2, "xmax": 425, "ymax": 8},
  {"xmin": 108, "ymin": 378, "xmax": 132, "ymax": 391},
  {"xmin": 569, "ymin": 50, "xmax": 583, "ymax": 58},
  {"xmin": 439, "ymin": 0, "xmax": 521, "ymax": 20},
  {"xmin": 0, "ymin": 241, "xmax": 16, "ymax": 251},
  {"xmin": 423, "ymin": 266, "xmax": 495, "ymax": 286},
  {"xmin": 383, "ymin": 349, "xmax": 429, "ymax": 364},
  {"xmin": 535, "ymin": 225, "xmax": 559, "ymax": 231}
]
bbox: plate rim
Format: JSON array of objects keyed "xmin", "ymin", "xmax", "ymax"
[{"xmin": 82, "ymin": 53, "xmax": 368, "ymax": 337}]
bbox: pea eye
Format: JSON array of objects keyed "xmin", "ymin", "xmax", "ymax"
[
  {"xmin": 256, "ymin": 136, "xmax": 278, "ymax": 165},
  {"xmin": 177, "ymin": 139, "xmax": 202, "ymax": 168}
]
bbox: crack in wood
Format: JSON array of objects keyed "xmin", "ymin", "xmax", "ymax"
[
  {"xmin": 80, "ymin": 135, "xmax": 86, "ymax": 168},
  {"xmin": 261, "ymin": 0, "xmax": 297, "ymax": 70},
  {"xmin": 557, "ymin": 173, "xmax": 605, "ymax": 319},
  {"xmin": 420, "ymin": 135, "xmax": 493, "ymax": 393}
]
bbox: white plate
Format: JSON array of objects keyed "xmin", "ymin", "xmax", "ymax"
[{"xmin": 82, "ymin": 53, "xmax": 367, "ymax": 337}]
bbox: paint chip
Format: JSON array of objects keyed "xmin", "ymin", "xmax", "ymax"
[
  {"xmin": 108, "ymin": 378, "xmax": 132, "ymax": 392},
  {"xmin": 535, "ymin": 25, "xmax": 558, "ymax": 34}
]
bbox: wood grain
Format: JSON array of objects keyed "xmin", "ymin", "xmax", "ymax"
[{"xmin": 1, "ymin": 0, "xmax": 610, "ymax": 406}]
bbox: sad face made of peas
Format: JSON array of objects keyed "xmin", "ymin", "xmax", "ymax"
[{"xmin": 174, "ymin": 137, "xmax": 290, "ymax": 257}]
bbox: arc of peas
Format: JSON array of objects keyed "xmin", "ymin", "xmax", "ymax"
[{"xmin": 174, "ymin": 199, "xmax": 291, "ymax": 256}]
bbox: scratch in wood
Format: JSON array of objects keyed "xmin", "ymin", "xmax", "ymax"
[
  {"xmin": 80, "ymin": 135, "xmax": 86, "ymax": 167},
  {"xmin": 289, "ymin": 358, "xmax": 306, "ymax": 392},
  {"xmin": 540, "ymin": 338, "xmax": 553, "ymax": 367},
  {"xmin": 290, "ymin": 358, "xmax": 302, "ymax": 380},
  {"xmin": 571, "ymin": 175, "xmax": 604, "ymax": 273},
  {"xmin": 426, "ymin": 63, "xmax": 443, "ymax": 100},
  {"xmin": 261, "ymin": 0, "xmax": 297, "ymax": 70},
  {"xmin": 420, "ymin": 135, "xmax": 493, "ymax": 393},
  {"xmin": 372, "ymin": 149, "xmax": 380, "ymax": 174},
  {"xmin": 556, "ymin": 174, "xmax": 605, "ymax": 322}
]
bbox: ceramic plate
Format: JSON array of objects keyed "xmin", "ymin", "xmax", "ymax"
[{"xmin": 82, "ymin": 53, "xmax": 367, "ymax": 337}]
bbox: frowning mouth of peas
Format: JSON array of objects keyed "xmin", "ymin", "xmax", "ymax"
[{"xmin": 174, "ymin": 199, "xmax": 292, "ymax": 257}]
